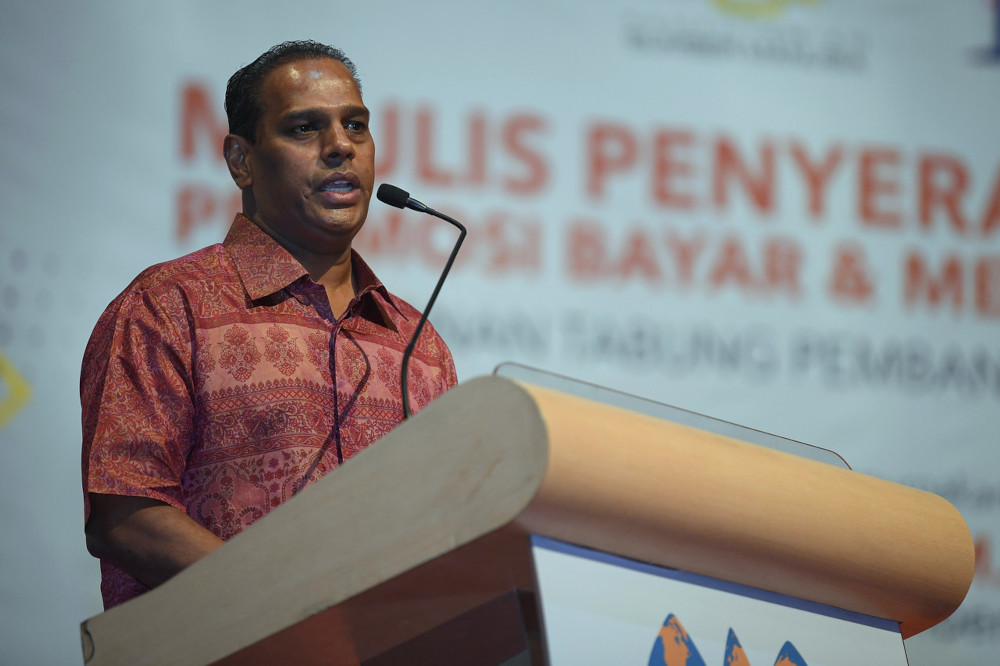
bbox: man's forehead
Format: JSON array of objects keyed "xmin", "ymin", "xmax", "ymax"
[{"xmin": 260, "ymin": 58, "xmax": 362, "ymax": 107}]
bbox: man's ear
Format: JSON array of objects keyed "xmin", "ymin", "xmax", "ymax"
[{"xmin": 223, "ymin": 134, "xmax": 253, "ymax": 188}]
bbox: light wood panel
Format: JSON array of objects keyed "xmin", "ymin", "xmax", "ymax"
[{"xmin": 516, "ymin": 383, "xmax": 975, "ymax": 638}]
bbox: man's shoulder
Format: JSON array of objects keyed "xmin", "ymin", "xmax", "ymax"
[
  {"xmin": 118, "ymin": 243, "xmax": 235, "ymax": 301},
  {"xmin": 95, "ymin": 243, "xmax": 234, "ymax": 327},
  {"xmin": 85, "ymin": 244, "xmax": 234, "ymax": 362}
]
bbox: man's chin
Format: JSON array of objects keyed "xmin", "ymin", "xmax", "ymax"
[{"xmin": 313, "ymin": 213, "xmax": 366, "ymax": 242}]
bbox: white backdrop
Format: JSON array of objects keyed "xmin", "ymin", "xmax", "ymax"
[{"xmin": 2, "ymin": 1, "xmax": 998, "ymax": 663}]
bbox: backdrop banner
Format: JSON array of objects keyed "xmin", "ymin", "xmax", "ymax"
[{"xmin": 1, "ymin": 2, "xmax": 997, "ymax": 663}]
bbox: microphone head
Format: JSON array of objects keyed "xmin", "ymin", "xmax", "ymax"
[{"xmin": 377, "ymin": 183, "xmax": 410, "ymax": 209}]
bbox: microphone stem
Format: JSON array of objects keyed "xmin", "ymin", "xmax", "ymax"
[{"xmin": 401, "ymin": 209, "xmax": 466, "ymax": 419}]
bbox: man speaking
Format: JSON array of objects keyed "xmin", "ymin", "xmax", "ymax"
[{"xmin": 81, "ymin": 41, "xmax": 456, "ymax": 609}]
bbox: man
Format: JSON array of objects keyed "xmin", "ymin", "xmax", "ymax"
[{"xmin": 81, "ymin": 41, "xmax": 456, "ymax": 609}]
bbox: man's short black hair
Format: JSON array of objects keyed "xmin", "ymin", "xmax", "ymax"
[{"xmin": 225, "ymin": 40, "xmax": 362, "ymax": 142}]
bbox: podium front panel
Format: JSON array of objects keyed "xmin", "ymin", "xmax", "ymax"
[{"xmin": 531, "ymin": 536, "xmax": 908, "ymax": 665}]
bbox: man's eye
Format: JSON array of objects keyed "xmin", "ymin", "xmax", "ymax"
[
  {"xmin": 346, "ymin": 120, "xmax": 367, "ymax": 132},
  {"xmin": 292, "ymin": 124, "xmax": 316, "ymax": 134}
]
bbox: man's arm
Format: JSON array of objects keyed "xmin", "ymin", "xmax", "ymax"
[{"xmin": 85, "ymin": 494, "xmax": 223, "ymax": 590}]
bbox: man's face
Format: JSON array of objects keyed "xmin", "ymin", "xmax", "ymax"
[{"xmin": 239, "ymin": 57, "xmax": 375, "ymax": 256}]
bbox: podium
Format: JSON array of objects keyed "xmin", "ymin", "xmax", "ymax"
[{"xmin": 80, "ymin": 374, "xmax": 975, "ymax": 665}]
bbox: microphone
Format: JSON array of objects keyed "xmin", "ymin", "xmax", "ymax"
[
  {"xmin": 376, "ymin": 183, "xmax": 431, "ymax": 213},
  {"xmin": 376, "ymin": 184, "xmax": 467, "ymax": 419}
]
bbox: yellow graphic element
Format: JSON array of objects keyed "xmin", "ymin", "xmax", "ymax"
[
  {"xmin": 712, "ymin": 0, "xmax": 820, "ymax": 20},
  {"xmin": 0, "ymin": 350, "xmax": 32, "ymax": 428}
]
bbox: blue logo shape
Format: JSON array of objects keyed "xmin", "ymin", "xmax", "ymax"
[
  {"xmin": 649, "ymin": 614, "xmax": 809, "ymax": 665},
  {"xmin": 774, "ymin": 641, "xmax": 808, "ymax": 666},
  {"xmin": 649, "ymin": 614, "xmax": 706, "ymax": 666}
]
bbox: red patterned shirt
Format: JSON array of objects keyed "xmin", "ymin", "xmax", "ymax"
[{"xmin": 81, "ymin": 214, "xmax": 456, "ymax": 609}]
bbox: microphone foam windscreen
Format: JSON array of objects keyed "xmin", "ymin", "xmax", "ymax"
[{"xmin": 376, "ymin": 183, "xmax": 410, "ymax": 209}]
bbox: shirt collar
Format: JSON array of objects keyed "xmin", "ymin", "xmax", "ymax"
[
  {"xmin": 224, "ymin": 214, "xmax": 307, "ymax": 300},
  {"xmin": 351, "ymin": 251, "xmax": 410, "ymax": 332},
  {"xmin": 223, "ymin": 213, "xmax": 407, "ymax": 329}
]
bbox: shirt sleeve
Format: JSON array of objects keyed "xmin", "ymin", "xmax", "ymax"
[
  {"xmin": 421, "ymin": 319, "xmax": 458, "ymax": 394},
  {"xmin": 81, "ymin": 281, "xmax": 195, "ymax": 522}
]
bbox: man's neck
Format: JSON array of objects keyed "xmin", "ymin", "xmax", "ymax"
[
  {"xmin": 310, "ymin": 254, "xmax": 357, "ymax": 319},
  {"xmin": 286, "ymin": 245, "xmax": 356, "ymax": 319}
]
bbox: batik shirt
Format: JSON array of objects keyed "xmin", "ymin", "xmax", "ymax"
[{"xmin": 81, "ymin": 214, "xmax": 456, "ymax": 608}]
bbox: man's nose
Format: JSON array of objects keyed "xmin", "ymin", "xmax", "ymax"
[{"xmin": 323, "ymin": 125, "xmax": 354, "ymax": 162}]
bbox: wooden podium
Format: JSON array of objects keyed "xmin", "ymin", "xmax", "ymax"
[{"xmin": 80, "ymin": 376, "xmax": 975, "ymax": 665}]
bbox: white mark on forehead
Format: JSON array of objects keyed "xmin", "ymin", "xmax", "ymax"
[{"xmin": 283, "ymin": 63, "xmax": 328, "ymax": 83}]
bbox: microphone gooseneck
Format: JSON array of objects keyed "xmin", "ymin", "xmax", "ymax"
[{"xmin": 376, "ymin": 183, "xmax": 467, "ymax": 419}]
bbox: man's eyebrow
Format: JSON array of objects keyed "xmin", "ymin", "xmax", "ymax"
[
  {"xmin": 281, "ymin": 105, "xmax": 370, "ymax": 122},
  {"xmin": 341, "ymin": 104, "xmax": 370, "ymax": 118}
]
